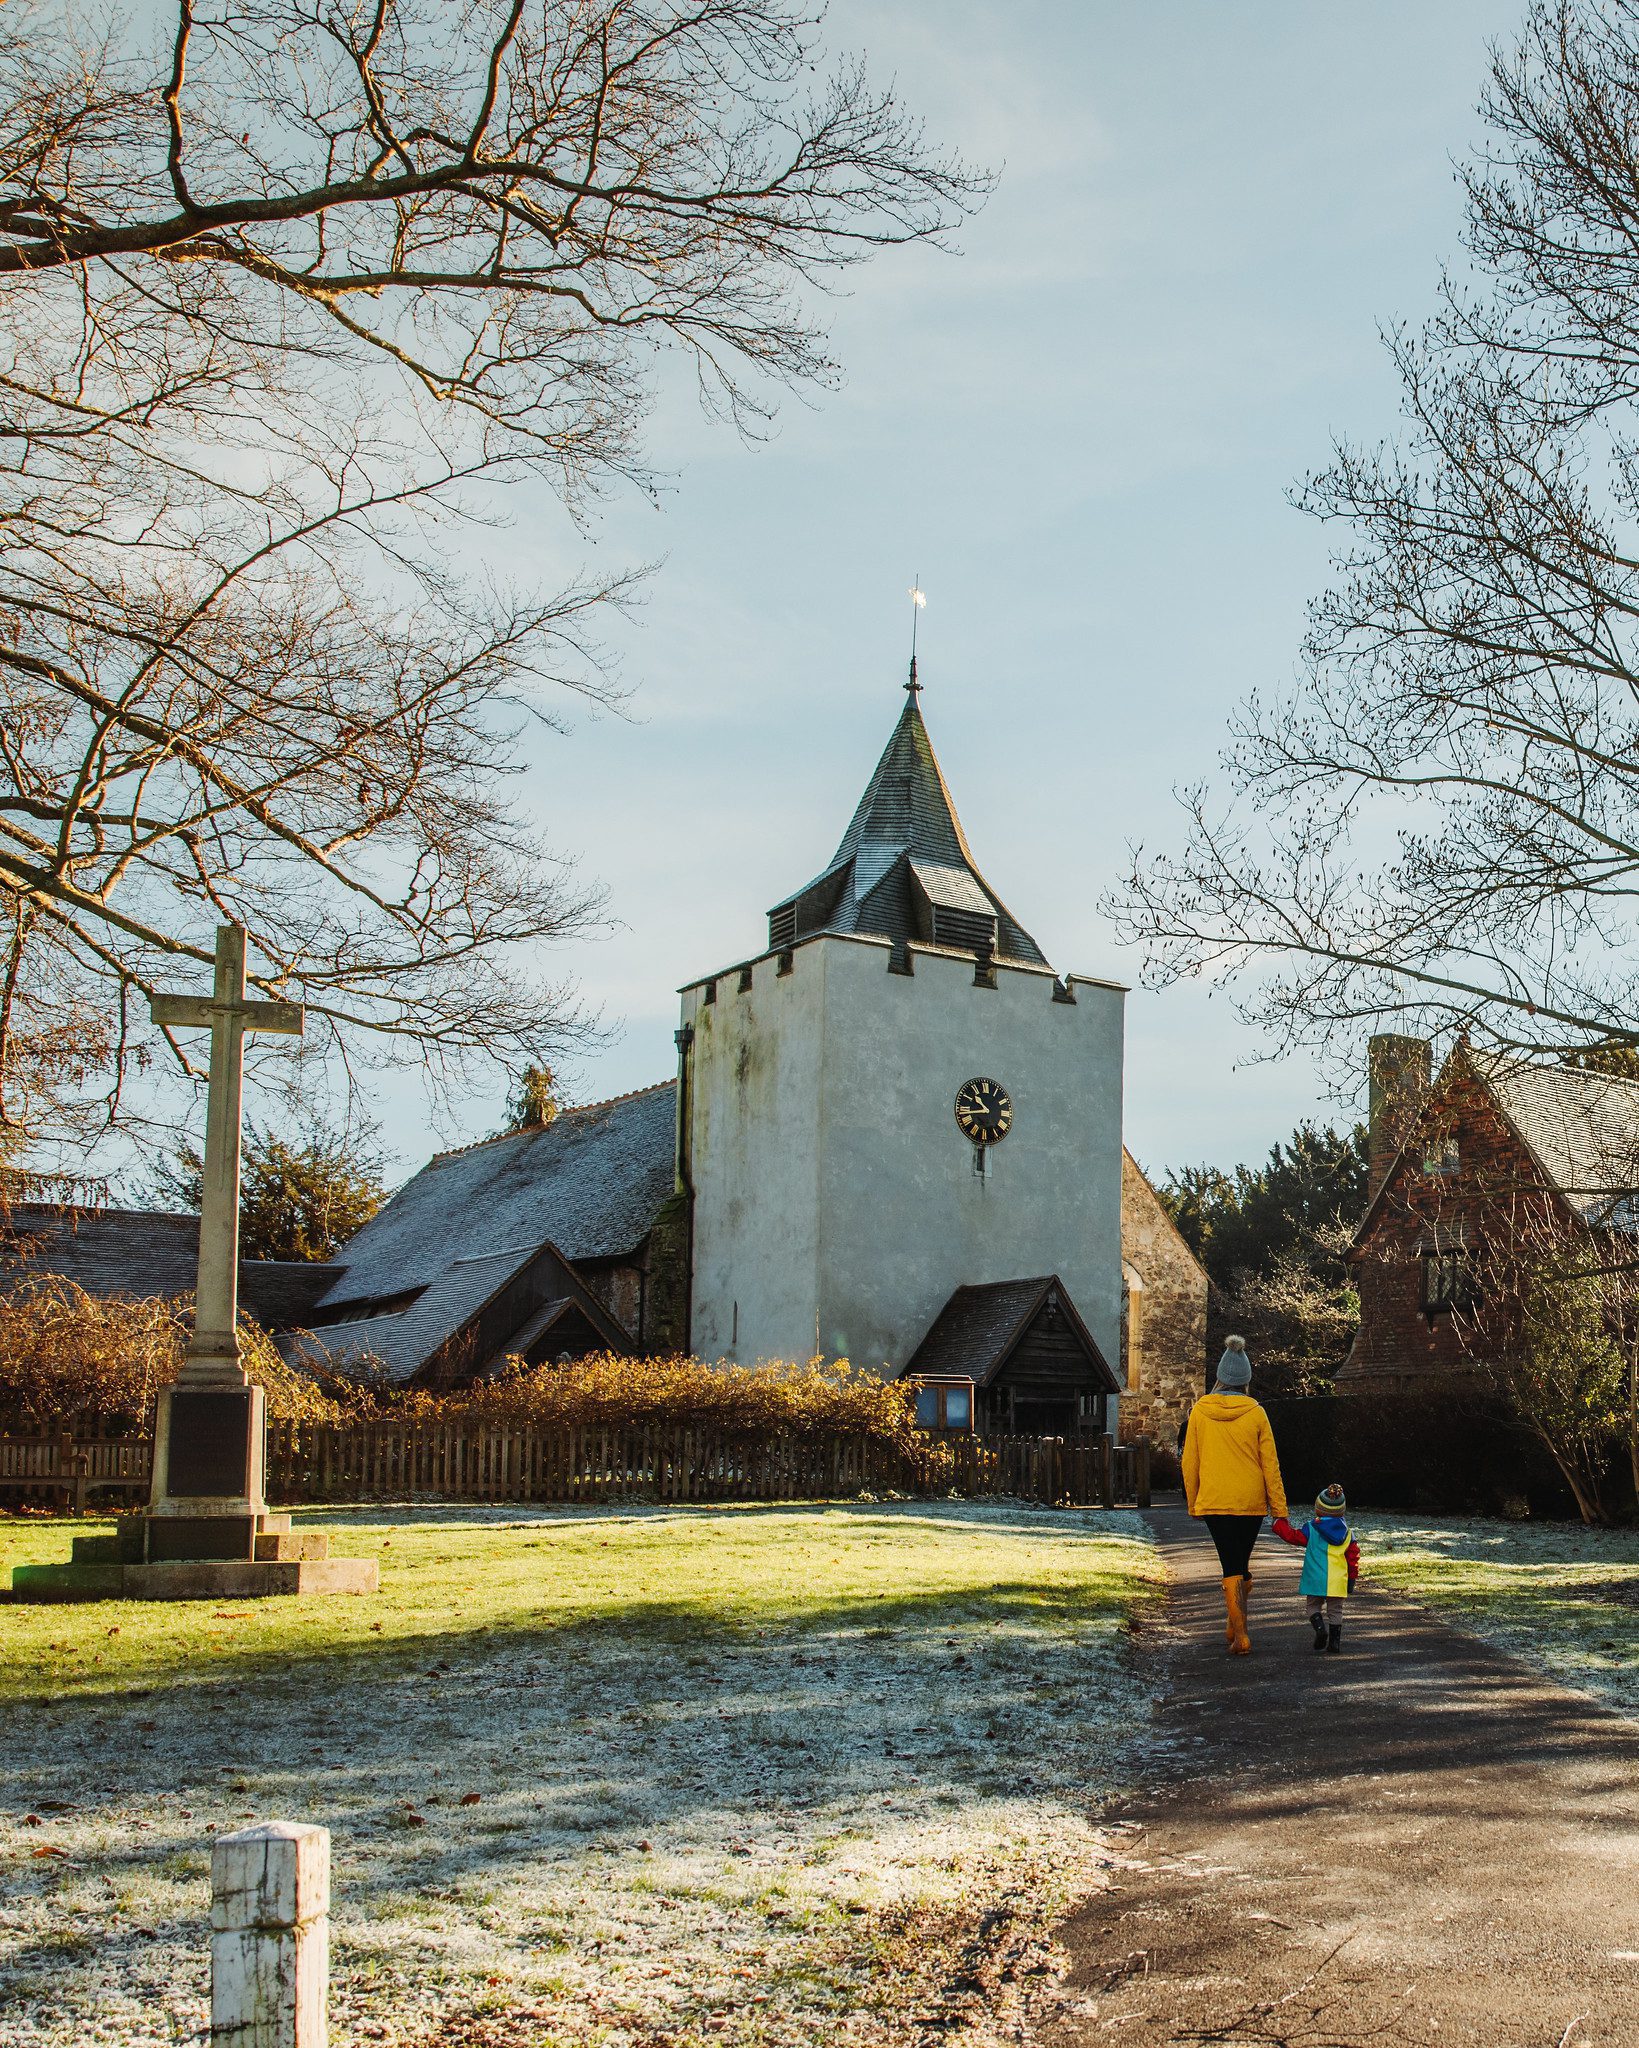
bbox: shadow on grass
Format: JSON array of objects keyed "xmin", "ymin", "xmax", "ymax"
[{"xmin": 0, "ymin": 1570, "xmax": 1151, "ymax": 1707}]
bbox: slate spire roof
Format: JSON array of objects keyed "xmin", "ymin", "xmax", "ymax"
[{"xmin": 767, "ymin": 691, "xmax": 1049, "ymax": 967}]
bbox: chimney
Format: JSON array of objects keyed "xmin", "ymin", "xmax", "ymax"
[{"xmin": 1367, "ymin": 1034, "xmax": 1432, "ymax": 1193}]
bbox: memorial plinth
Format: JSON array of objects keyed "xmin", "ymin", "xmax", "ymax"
[{"xmin": 7, "ymin": 924, "xmax": 377, "ymax": 1604}]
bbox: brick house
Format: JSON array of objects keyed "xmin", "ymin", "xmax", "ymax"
[{"xmin": 1342, "ymin": 1037, "xmax": 1639, "ymax": 1383}]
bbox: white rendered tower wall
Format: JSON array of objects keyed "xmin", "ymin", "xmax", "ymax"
[{"xmin": 679, "ymin": 931, "xmax": 1125, "ymax": 1390}]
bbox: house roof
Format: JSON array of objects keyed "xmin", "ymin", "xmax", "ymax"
[
  {"xmin": 307, "ymin": 1081, "xmax": 678, "ymax": 1380},
  {"xmin": 1, "ymin": 1204, "xmax": 340, "ymax": 1328},
  {"xmin": 1353, "ymin": 1046, "xmax": 1639, "ymax": 1249},
  {"xmin": 904, "ymin": 1276, "xmax": 1118, "ymax": 1390},
  {"xmin": 768, "ymin": 694, "xmax": 1048, "ymax": 966},
  {"xmin": 1470, "ymin": 1053, "xmax": 1639, "ymax": 1218}
]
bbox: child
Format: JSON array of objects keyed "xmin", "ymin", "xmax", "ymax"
[{"xmin": 1272, "ymin": 1484, "xmax": 1359, "ymax": 1653}]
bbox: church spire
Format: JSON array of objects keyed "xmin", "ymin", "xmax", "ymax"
[{"xmin": 765, "ymin": 647, "xmax": 1049, "ymax": 969}]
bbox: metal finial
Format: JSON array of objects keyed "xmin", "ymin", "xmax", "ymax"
[{"xmin": 907, "ymin": 579, "xmax": 926, "ymax": 693}]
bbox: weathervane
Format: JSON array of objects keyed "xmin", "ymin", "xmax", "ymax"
[{"xmin": 907, "ymin": 579, "xmax": 926, "ymax": 693}]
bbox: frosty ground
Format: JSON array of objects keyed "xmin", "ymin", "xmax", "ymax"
[
  {"xmin": 1354, "ymin": 1510, "xmax": 1639, "ymax": 1718},
  {"xmin": 0, "ymin": 1500, "xmax": 1161, "ymax": 2048}
]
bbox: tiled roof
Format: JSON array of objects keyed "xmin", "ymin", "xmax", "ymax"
[
  {"xmin": 769, "ymin": 695, "xmax": 1048, "ymax": 966},
  {"xmin": 1471, "ymin": 1053, "xmax": 1639, "ymax": 1219},
  {"xmin": 0, "ymin": 1205, "xmax": 340, "ymax": 1327},
  {"xmin": 309, "ymin": 1082, "xmax": 677, "ymax": 1379},
  {"xmin": 906, "ymin": 1278, "xmax": 1054, "ymax": 1383}
]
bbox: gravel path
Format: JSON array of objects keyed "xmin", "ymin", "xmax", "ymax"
[{"xmin": 1050, "ymin": 1502, "xmax": 1639, "ymax": 2048}]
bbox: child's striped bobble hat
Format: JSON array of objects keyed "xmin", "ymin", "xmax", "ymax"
[{"xmin": 1315, "ymin": 1483, "xmax": 1346, "ymax": 1513}]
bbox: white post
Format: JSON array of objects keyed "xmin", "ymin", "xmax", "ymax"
[{"xmin": 211, "ymin": 1821, "xmax": 329, "ymax": 2048}]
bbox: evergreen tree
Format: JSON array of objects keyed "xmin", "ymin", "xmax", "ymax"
[{"xmin": 152, "ymin": 1115, "xmax": 385, "ymax": 1262}]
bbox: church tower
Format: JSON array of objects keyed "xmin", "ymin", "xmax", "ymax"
[{"xmin": 676, "ymin": 673, "xmax": 1126, "ymax": 1432}]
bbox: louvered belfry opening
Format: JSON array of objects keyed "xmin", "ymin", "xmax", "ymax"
[
  {"xmin": 763, "ymin": 692, "xmax": 1050, "ymax": 970},
  {"xmin": 930, "ymin": 904, "xmax": 997, "ymax": 955}
]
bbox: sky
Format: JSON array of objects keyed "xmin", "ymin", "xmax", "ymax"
[{"xmin": 358, "ymin": 0, "xmax": 1523, "ymax": 1185}]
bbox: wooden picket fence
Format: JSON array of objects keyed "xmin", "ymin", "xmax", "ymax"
[
  {"xmin": 260, "ymin": 1420, "xmax": 1149, "ymax": 1509},
  {"xmin": 0, "ymin": 1421, "xmax": 1151, "ymax": 1511},
  {"xmin": 0, "ymin": 1431, "xmax": 151, "ymax": 1512}
]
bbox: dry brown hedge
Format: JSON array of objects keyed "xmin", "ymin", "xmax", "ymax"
[
  {"xmin": 0, "ymin": 1278, "xmax": 348, "ymax": 1430},
  {"xmin": 364, "ymin": 1350, "xmax": 923, "ymax": 1452},
  {"xmin": 0, "ymin": 1303, "xmax": 923, "ymax": 1454}
]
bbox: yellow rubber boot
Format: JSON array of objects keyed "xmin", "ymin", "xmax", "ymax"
[
  {"xmin": 1235, "ymin": 1574, "xmax": 1252, "ymax": 1654},
  {"xmin": 1222, "ymin": 1576, "xmax": 1250, "ymax": 1655},
  {"xmin": 1221, "ymin": 1576, "xmax": 1242, "ymax": 1652}
]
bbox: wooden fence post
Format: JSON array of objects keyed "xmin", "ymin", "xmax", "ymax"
[
  {"xmin": 1099, "ymin": 1432, "xmax": 1115, "ymax": 1510},
  {"xmin": 1135, "ymin": 1435, "xmax": 1152, "ymax": 1510},
  {"xmin": 211, "ymin": 1821, "xmax": 329, "ymax": 2047}
]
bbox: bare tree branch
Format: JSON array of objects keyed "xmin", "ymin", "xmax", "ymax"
[
  {"xmin": 0, "ymin": 0, "xmax": 989, "ymax": 1162},
  {"xmin": 1110, "ymin": 0, "xmax": 1639, "ymax": 1077}
]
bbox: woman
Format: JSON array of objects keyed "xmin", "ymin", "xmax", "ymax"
[{"xmin": 1180, "ymin": 1336, "xmax": 1288, "ymax": 1655}]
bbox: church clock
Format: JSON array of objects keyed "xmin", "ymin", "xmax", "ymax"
[{"xmin": 955, "ymin": 1077, "xmax": 1013, "ymax": 1146}]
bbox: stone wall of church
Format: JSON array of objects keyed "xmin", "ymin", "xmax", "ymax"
[
  {"xmin": 1118, "ymin": 1150, "xmax": 1209, "ymax": 1446},
  {"xmin": 681, "ymin": 930, "xmax": 1126, "ymax": 1390}
]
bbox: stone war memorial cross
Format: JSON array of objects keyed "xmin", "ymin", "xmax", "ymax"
[{"xmin": 9, "ymin": 923, "xmax": 378, "ymax": 1600}]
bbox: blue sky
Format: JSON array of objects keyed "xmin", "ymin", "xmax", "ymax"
[{"xmin": 363, "ymin": 0, "xmax": 1519, "ymax": 1184}]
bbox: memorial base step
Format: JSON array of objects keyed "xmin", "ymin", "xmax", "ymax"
[{"xmin": 6, "ymin": 1555, "xmax": 379, "ymax": 1602}]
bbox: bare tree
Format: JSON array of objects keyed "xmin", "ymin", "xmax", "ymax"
[
  {"xmin": 1112, "ymin": 0, "xmax": 1639, "ymax": 1069},
  {"xmin": 0, "ymin": 0, "xmax": 986, "ymax": 1157}
]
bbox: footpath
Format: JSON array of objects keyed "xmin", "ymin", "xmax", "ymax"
[{"xmin": 1051, "ymin": 1502, "xmax": 1639, "ymax": 2048}]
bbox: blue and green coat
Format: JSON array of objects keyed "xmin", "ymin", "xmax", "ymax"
[{"xmin": 1273, "ymin": 1514, "xmax": 1359, "ymax": 1597}]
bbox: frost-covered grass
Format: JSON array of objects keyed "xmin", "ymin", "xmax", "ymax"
[
  {"xmin": 1356, "ymin": 1511, "xmax": 1639, "ymax": 1715},
  {"xmin": 0, "ymin": 1500, "xmax": 1161, "ymax": 2047}
]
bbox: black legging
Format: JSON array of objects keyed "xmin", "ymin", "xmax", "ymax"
[{"xmin": 1204, "ymin": 1514, "xmax": 1263, "ymax": 1578}]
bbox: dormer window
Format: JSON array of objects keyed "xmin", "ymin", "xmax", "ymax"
[
  {"xmin": 1423, "ymin": 1135, "xmax": 1460, "ymax": 1176},
  {"xmin": 769, "ymin": 902, "xmax": 796, "ymax": 951}
]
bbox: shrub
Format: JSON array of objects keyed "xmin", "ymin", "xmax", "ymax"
[
  {"xmin": 0, "ymin": 1278, "xmax": 349, "ymax": 1431},
  {"xmin": 388, "ymin": 1352, "xmax": 922, "ymax": 1453}
]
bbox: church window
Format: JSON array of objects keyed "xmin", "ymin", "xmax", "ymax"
[
  {"xmin": 738, "ymin": 965, "xmax": 753, "ymax": 993},
  {"xmin": 769, "ymin": 903, "xmax": 797, "ymax": 951},
  {"xmin": 777, "ymin": 949, "xmax": 794, "ymax": 976}
]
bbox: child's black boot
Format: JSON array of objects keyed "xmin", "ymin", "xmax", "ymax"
[
  {"xmin": 1310, "ymin": 1614, "xmax": 1328, "ymax": 1652},
  {"xmin": 1326, "ymin": 1623, "xmax": 1343, "ymax": 1655}
]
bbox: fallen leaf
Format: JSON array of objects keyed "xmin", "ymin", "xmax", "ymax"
[
  {"xmin": 32, "ymin": 1845, "xmax": 69, "ymax": 1859},
  {"xmin": 460, "ymin": 1792, "xmax": 482, "ymax": 1806},
  {"xmin": 21, "ymin": 1814, "xmax": 41, "ymax": 1827}
]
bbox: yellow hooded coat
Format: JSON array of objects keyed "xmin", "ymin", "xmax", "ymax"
[{"xmin": 1181, "ymin": 1393, "xmax": 1288, "ymax": 1519}]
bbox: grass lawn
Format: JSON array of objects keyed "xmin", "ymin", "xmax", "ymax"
[
  {"xmin": 0, "ymin": 1499, "xmax": 1161, "ymax": 2048},
  {"xmin": 1356, "ymin": 1512, "xmax": 1639, "ymax": 1714}
]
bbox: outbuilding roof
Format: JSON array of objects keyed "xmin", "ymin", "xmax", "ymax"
[
  {"xmin": 1, "ymin": 1204, "xmax": 340, "ymax": 1329},
  {"xmin": 904, "ymin": 1276, "xmax": 1118, "ymax": 1390}
]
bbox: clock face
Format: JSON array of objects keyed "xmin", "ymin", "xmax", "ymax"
[{"xmin": 955, "ymin": 1076, "xmax": 1013, "ymax": 1146}]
